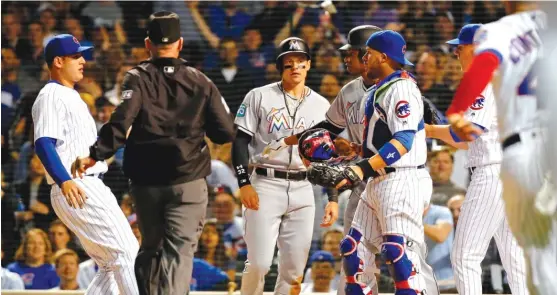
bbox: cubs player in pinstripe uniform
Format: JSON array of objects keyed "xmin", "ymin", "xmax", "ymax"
[
  {"xmin": 444, "ymin": 3, "xmax": 556, "ymax": 294},
  {"xmin": 335, "ymin": 30, "xmax": 437, "ymax": 295},
  {"xmin": 426, "ymin": 24, "xmax": 528, "ymax": 295},
  {"xmin": 232, "ymin": 37, "xmax": 335, "ymax": 295},
  {"xmin": 32, "ymin": 34, "xmax": 139, "ymax": 295}
]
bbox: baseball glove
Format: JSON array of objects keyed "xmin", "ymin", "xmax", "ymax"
[
  {"xmin": 307, "ymin": 157, "xmax": 362, "ymax": 190},
  {"xmin": 422, "ymin": 96, "xmax": 443, "ymax": 125}
]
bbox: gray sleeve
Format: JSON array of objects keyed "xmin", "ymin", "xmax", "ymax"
[{"xmin": 325, "ymin": 90, "xmax": 347, "ymax": 128}]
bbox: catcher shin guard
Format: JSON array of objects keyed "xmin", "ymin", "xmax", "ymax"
[
  {"xmin": 381, "ymin": 234, "xmax": 422, "ymax": 295},
  {"xmin": 341, "ymin": 228, "xmax": 371, "ymax": 295}
]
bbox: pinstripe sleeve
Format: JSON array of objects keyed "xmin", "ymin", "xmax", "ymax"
[
  {"xmin": 32, "ymin": 90, "xmax": 66, "ymax": 143},
  {"xmin": 463, "ymin": 86, "xmax": 495, "ymax": 130}
]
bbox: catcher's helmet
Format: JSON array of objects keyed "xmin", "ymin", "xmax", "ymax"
[
  {"xmin": 275, "ymin": 37, "xmax": 311, "ymax": 72},
  {"xmin": 339, "ymin": 25, "xmax": 382, "ymax": 56}
]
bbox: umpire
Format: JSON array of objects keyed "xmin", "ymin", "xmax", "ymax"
[{"xmin": 73, "ymin": 11, "xmax": 235, "ymax": 295}]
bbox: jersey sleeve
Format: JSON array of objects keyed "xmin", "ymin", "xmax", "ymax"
[
  {"xmin": 32, "ymin": 92, "xmax": 66, "ymax": 143},
  {"xmin": 473, "ymin": 24, "xmax": 508, "ymax": 64},
  {"xmin": 463, "ymin": 86, "xmax": 496, "ymax": 130},
  {"xmin": 234, "ymin": 90, "xmax": 260, "ymax": 136},
  {"xmin": 385, "ymin": 80, "xmax": 423, "ymax": 133},
  {"xmin": 325, "ymin": 90, "xmax": 346, "ymax": 128}
]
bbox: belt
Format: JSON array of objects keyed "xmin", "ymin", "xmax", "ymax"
[
  {"xmin": 255, "ymin": 167, "xmax": 307, "ymax": 181},
  {"xmin": 502, "ymin": 133, "xmax": 521, "ymax": 150},
  {"xmin": 380, "ymin": 164, "xmax": 426, "ymax": 175}
]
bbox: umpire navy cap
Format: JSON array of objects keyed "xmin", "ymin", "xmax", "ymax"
[
  {"xmin": 339, "ymin": 25, "xmax": 382, "ymax": 51},
  {"xmin": 446, "ymin": 24, "xmax": 482, "ymax": 45},
  {"xmin": 366, "ymin": 30, "xmax": 413, "ymax": 66},
  {"xmin": 148, "ymin": 11, "xmax": 181, "ymax": 45},
  {"xmin": 44, "ymin": 34, "xmax": 93, "ymax": 64}
]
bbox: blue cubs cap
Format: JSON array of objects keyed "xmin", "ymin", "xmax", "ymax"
[
  {"xmin": 366, "ymin": 30, "xmax": 413, "ymax": 66},
  {"xmin": 44, "ymin": 34, "xmax": 93, "ymax": 64},
  {"xmin": 310, "ymin": 250, "xmax": 335, "ymax": 265},
  {"xmin": 446, "ymin": 24, "xmax": 482, "ymax": 45}
]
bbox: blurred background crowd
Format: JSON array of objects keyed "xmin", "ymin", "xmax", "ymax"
[{"xmin": 1, "ymin": 1, "xmax": 511, "ymax": 293}]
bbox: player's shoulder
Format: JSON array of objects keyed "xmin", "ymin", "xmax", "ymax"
[
  {"xmin": 339, "ymin": 76, "xmax": 365, "ymax": 96},
  {"xmin": 34, "ymin": 82, "xmax": 74, "ymax": 106},
  {"xmin": 305, "ymin": 86, "xmax": 330, "ymax": 106},
  {"xmin": 385, "ymin": 77, "xmax": 421, "ymax": 96}
]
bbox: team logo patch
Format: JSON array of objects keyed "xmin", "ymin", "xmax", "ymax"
[
  {"xmin": 237, "ymin": 103, "xmax": 247, "ymax": 117},
  {"xmin": 402, "ymin": 45, "xmax": 406, "ymax": 54},
  {"xmin": 164, "ymin": 66, "xmax": 174, "ymax": 74},
  {"xmin": 395, "ymin": 100, "xmax": 411, "ymax": 118},
  {"xmin": 289, "ymin": 40, "xmax": 301, "ymax": 50},
  {"xmin": 73, "ymin": 37, "xmax": 80, "ymax": 45},
  {"xmin": 121, "ymin": 90, "xmax": 133, "ymax": 100},
  {"xmin": 470, "ymin": 96, "xmax": 485, "ymax": 110}
]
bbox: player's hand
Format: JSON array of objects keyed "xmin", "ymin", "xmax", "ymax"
[
  {"xmin": 71, "ymin": 156, "xmax": 97, "ymax": 179},
  {"xmin": 350, "ymin": 142, "xmax": 362, "ymax": 156},
  {"xmin": 240, "ymin": 185, "xmax": 259, "ymax": 210},
  {"xmin": 448, "ymin": 113, "xmax": 482, "ymax": 141},
  {"xmin": 262, "ymin": 137, "xmax": 288, "ymax": 158},
  {"xmin": 335, "ymin": 165, "xmax": 364, "ymax": 189},
  {"xmin": 60, "ymin": 180, "xmax": 88, "ymax": 209},
  {"xmin": 321, "ymin": 201, "xmax": 339, "ymax": 227}
]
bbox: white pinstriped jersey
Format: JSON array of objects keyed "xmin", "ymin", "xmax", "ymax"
[
  {"xmin": 473, "ymin": 10, "xmax": 546, "ymax": 140},
  {"xmin": 325, "ymin": 77, "xmax": 373, "ymax": 144},
  {"xmin": 364, "ymin": 76, "xmax": 427, "ymax": 168},
  {"xmin": 463, "ymin": 84, "xmax": 502, "ymax": 168},
  {"xmin": 234, "ymin": 82, "xmax": 330, "ymax": 171},
  {"xmin": 32, "ymin": 82, "xmax": 108, "ymax": 185}
]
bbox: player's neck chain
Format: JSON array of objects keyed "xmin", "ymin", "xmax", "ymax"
[{"xmin": 279, "ymin": 82, "xmax": 306, "ymax": 120}]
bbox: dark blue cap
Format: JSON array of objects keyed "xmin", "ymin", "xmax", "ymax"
[
  {"xmin": 44, "ymin": 34, "xmax": 93, "ymax": 64},
  {"xmin": 366, "ymin": 30, "xmax": 413, "ymax": 66},
  {"xmin": 310, "ymin": 250, "xmax": 335, "ymax": 264},
  {"xmin": 446, "ymin": 24, "xmax": 482, "ymax": 45}
]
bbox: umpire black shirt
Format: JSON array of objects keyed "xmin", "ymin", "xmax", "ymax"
[{"xmin": 89, "ymin": 58, "xmax": 235, "ymax": 185}]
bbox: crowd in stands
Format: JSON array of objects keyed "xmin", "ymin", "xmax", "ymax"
[{"xmin": 2, "ymin": 1, "xmax": 510, "ymax": 293}]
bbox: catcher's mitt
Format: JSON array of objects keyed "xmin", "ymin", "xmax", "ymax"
[
  {"xmin": 422, "ymin": 96, "xmax": 443, "ymax": 125},
  {"xmin": 307, "ymin": 158, "xmax": 362, "ymax": 190}
]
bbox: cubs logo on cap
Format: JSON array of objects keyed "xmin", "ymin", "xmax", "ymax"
[
  {"xmin": 471, "ymin": 96, "xmax": 485, "ymax": 110},
  {"xmin": 396, "ymin": 100, "xmax": 411, "ymax": 118}
]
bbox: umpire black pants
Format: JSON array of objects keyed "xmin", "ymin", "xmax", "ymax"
[{"xmin": 130, "ymin": 178, "xmax": 208, "ymax": 295}]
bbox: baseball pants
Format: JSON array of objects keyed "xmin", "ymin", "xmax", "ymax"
[
  {"xmin": 51, "ymin": 176, "xmax": 139, "ymax": 295},
  {"xmin": 130, "ymin": 178, "xmax": 208, "ymax": 295},
  {"xmin": 451, "ymin": 164, "xmax": 528, "ymax": 295}
]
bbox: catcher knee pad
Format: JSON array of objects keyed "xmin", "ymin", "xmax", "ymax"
[
  {"xmin": 381, "ymin": 234, "xmax": 421, "ymax": 295},
  {"xmin": 341, "ymin": 228, "xmax": 370, "ymax": 294}
]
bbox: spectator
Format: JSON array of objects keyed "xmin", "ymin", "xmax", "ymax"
[
  {"xmin": 63, "ymin": 16, "xmax": 94, "ymax": 61},
  {"xmin": 1, "ymin": 47, "xmax": 22, "ymax": 136},
  {"xmin": 304, "ymin": 228, "xmax": 343, "ymax": 289},
  {"xmin": 191, "ymin": 257, "xmax": 230, "ymax": 291},
  {"xmin": 1, "ymin": 12, "xmax": 32, "ymax": 59},
  {"xmin": 18, "ymin": 21, "xmax": 45, "ymax": 92},
  {"xmin": 415, "ymin": 51, "xmax": 452, "ymax": 112},
  {"xmin": 206, "ymin": 38, "xmax": 256, "ymax": 115},
  {"xmin": 76, "ymin": 63, "xmax": 103, "ymax": 100},
  {"xmin": 207, "ymin": 2, "xmax": 252, "ymax": 40},
  {"xmin": 51, "ymin": 249, "xmax": 82, "ymax": 290},
  {"xmin": 195, "ymin": 219, "xmax": 228, "ymax": 271},
  {"xmin": 37, "ymin": 3, "xmax": 58, "ymax": 45},
  {"xmin": 250, "ymin": 1, "xmax": 293, "ymax": 44},
  {"xmin": 432, "ymin": 12, "xmax": 455, "ymax": 54},
  {"xmin": 94, "ymin": 96, "xmax": 118, "ymax": 131},
  {"xmin": 77, "ymin": 258, "xmax": 97, "ymax": 290},
  {"xmin": 120, "ymin": 194, "xmax": 134, "ymax": 218},
  {"xmin": 154, "ymin": 1, "xmax": 204, "ymax": 45},
  {"xmin": 319, "ymin": 74, "xmax": 341, "ymax": 103},
  {"xmin": 1, "ymin": 249, "xmax": 25, "ymax": 290},
  {"xmin": 423, "ymin": 204, "xmax": 455, "ymax": 292},
  {"xmin": 237, "ymin": 26, "xmax": 274, "ymax": 79},
  {"xmin": 81, "ymin": 0, "xmax": 123, "ymax": 28},
  {"xmin": 7, "ymin": 228, "xmax": 60, "ymax": 289},
  {"xmin": 14, "ymin": 153, "xmax": 55, "ymax": 232},
  {"xmin": 447, "ymin": 194, "xmax": 465, "ymax": 228},
  {"xmin": 128, "ymin": 213, "xmax": 142, "ymax": 246},
  {"xmin": 442, "ymin": 56, "xmax": 463, "ymax": 92},
  {"xmin": 301, "ymin": 250, "xmax": 337, "ymax": 293},
  {"xmin": 103, "ymin": 63, "xmax": 134, "ymax": 107},
  {"xmin": 48, "ymin": 220, "xmax": 72, "ymax": 253},
  {"xmin": 212, "ymin": 186, "xmax": 246, "ymax": 264},
  {"xmin": 428, "ymin": 149, "xmax": 466, "ymax": 205},
  {"xmin": 1, "ymin": 170, "xmax": 24, "ymax": 263}
]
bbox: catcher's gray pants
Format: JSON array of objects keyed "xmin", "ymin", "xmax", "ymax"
[{"xmin": 130, "ymin": 178, "xmax": 208, "ymax": 295}]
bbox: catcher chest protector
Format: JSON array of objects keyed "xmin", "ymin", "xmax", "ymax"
[{"xmin": 275, "ymin": 37, "xmax": 311, "ymax": 72}]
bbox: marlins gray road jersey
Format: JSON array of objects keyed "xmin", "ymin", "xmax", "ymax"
[
  {"xmin": 235, "ymin": 82, "xmax": 330, "ymax": 171},
  {"xmin": 326, "ymin": 76, "xmax": 373, "ymax": 144}
]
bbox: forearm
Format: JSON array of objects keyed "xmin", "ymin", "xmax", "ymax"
[
  {"xmin": 426, "ymin": 124, "xmax": 469, "ymax": 150},
  {"xmin": 232, "ymin": 130, "xmax": 252, "ymax": 187},
  {"xmin": 423, "ymin": 224, "xmax": 451, "ymax": 243},
  {"xmin": 190, "ymin": 7, "xmax": 220, "ymax": 49},
  {"xmin": 34, "ymin": 137, "xmax": 71, "ymax": 186}
]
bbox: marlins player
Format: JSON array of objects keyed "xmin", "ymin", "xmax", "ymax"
[
  {"xmin": 263, "ymin": 25, "xmax": 382, "ymax": 295},
  {"xmin": 335, "ymin": 30, "xmax": 435, "ymax": 295},
  {"xmin": 426, "ymin": 24, "xmax": 528, "ymax": 295},
  {"xmin": 445, "ymin": 2, "xmax": 556, "ymax": 294},
  {"xmin": 231, "ymin": 37, "xmax": 335, "ymax": 295},
  {"xmin": 31, "ymin": 34, "xmax": 139, "ymax": 294}
]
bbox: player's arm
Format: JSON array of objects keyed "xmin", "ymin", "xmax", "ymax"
[
  {"xmin": 425, "ymin": 124, "xmax": 469, "ymax": 150},
  {"xmin": 354, "ymin": 133, "xmax": 412, "ymax": 178},
  {"xmin": 424, "ymin": 220, "xmax": 453, "ymax": 243},
  {"xmin": 205, "ymin": 80, "xmax": 235, "ymax": 144},
  {"xmin": 89, "ymin": 71, "xmax": 143, "ymax": 162},
  {"xmin": 283, "ymin": 120, "xmax": 345, "ymax": 146}
]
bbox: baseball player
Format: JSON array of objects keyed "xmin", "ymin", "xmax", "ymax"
[
  {"xmin": 263, "ymin": 25, "xmax": 382, "ymax": 295},
  {"xmin": 334, "ymin": 30, "xmax": 435, "ymax": 295},
  {"xmin": 444, "ymin": 3, "xmax": 556, "ymax": 294},
  {"xmin": 426, "ymin": 24, "xmax": 528, "ymax": 295},
  {"xmin": 31, "ymin": 34, "xmax": 139, "ymax": 295},
  {"xmin": 231, "ymin": 37, "xmax": 335, "ymax": 295}
]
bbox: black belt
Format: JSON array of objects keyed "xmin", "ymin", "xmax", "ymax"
[
  {"xmin": 380, "ymin": 164, "xmax": 426, "ymax": 175},
  {"xmin": 255, "ymin": 167, "xmax": 307, "ymax": 181},
  {"xmin": 502, "ymin": 133, "xmax": 521, "ymax": 150}
]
